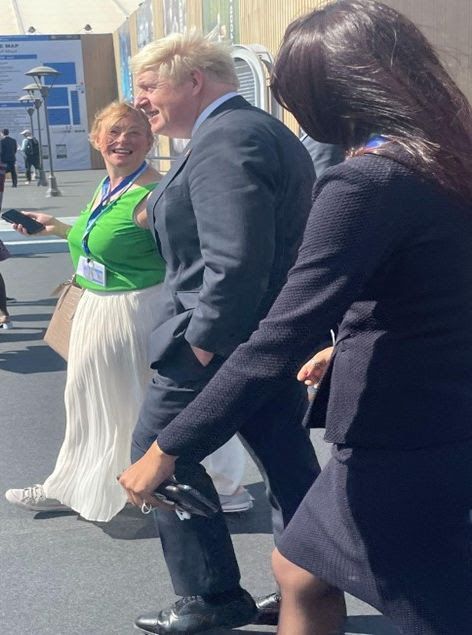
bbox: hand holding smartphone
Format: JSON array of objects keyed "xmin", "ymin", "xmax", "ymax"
[{"xmin": 1, "ymin": 209, "xmax": 45, "ymax": 235}]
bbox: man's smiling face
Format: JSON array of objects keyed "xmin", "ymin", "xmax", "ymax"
[{"xmin": 134, "ymin": 70, "xmax": 199, "ymax": 138}]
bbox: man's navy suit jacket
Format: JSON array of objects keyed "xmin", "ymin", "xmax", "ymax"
[{"xmin": 145, "ymin": 95, "xmax": 315, "ymax": 370}]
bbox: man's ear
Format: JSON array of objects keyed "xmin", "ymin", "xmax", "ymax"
[{"xmin": 189, "ymin": 69, "xmax": 204, "ymax": 93}]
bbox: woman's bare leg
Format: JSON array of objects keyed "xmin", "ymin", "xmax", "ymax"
[{"xmin": 272, "ymin": 548, "xmax": 346, "ymax": 635}]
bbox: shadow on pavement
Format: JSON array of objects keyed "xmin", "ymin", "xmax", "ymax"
[
  {"xmin": 225, "ymin": 482, "xmax": 272, "ymax": 535},
  {"xmin": 0, "ymin": 344, "xmax": 66, "ymax": 373},
  {"xmin": 96, "ymin": 504, "xmax": 158, "ymax": 540},
  {"xmin": 0, "ymin": 328, "xmax": 44, "ymax": 341},
  {"xmin": 33, "ymin": 510, "xmax": 78, "ymax": 520},
  {"xmin": 6, "ymin": 312, "xmax": 51, "ymax": 321},
  {"xmin": 7, "ymin": 252, "xmax": 49, "ymax": 258},
  {"xmin": 6, "ymin": 297, "xmax": 56, "ymax": 306}
]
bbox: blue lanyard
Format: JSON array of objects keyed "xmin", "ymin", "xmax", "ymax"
[
  {"xmin": 365, "ymin": 134, "xmax": 388, "ymax": 149},
  {"xmin": 81, "ymin": 161, "xmax": 147, "ymax": 257}
]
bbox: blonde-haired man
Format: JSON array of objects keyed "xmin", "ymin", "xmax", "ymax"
[{"xmin": 120, "ymin": 31, "xmax": 319, "ymax": 634}]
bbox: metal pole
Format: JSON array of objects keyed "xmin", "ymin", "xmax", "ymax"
[
  {"xmin": 34, "ymin": 103, "xmax": 47, "ymax": 187},
  {"xmin": 40, "ymin": 85, "xmax": 61, "ymax": 196}
]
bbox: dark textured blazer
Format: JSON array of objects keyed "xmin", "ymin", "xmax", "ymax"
[
  {"xmin": 145, "ymin": 95, "xmax": 315, "ymax": 367},
  {"xmin": 156, "ymin": 154, "xmax": 472, "ymax": 460}
]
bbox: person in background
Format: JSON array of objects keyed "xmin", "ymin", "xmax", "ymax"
[
  {"xmin": 5, "ymin": 103, "xmax": 254, "ymax": 518},
  {"xmin": 120, "ymin": 30, "xmax": 319, "ymax": 635},
  {"xmin": 119, "ymin": 2, "xmax": 472, "ymax": 634},
  {"xmin": 20, "ymin": 129, "xmax": 41, "ymax": 184},
  {"xmin": 0, "ymin": 167, "xmax": 10, "ymax": 329},
  {"xmin": 5, "ymin": 102, "xmax": 165, "ymax": 522},
  {"xmin": 299, "ymin": 131, "xmax": 344, "ymax": 178},
  {"xmin": 0, "ymin": 129, "xmax": 18, "ymax": 188},
  {"xmin": 202, "ymin": 436, "xmax": 253, "ymax": 513}
]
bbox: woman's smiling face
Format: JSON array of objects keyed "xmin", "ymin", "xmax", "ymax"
[{"xmin": 97, "ymin": 113, "xmax": 153, "ymax": 171}]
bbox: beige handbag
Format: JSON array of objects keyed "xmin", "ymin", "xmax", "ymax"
[{"xmin": 43, "ymin": 278, "xmax": 84, "ymax": 360}]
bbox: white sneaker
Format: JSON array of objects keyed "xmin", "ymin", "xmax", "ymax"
[
  {"xmin": 0, "ymin": 320, "xmax": 12, "ymax": 330},
  {"xmin": 219, "ymin": 487, "xmax": 254, "ymax": 513},
  {"xmin": 5, "ymin": 484, "xmax": 69, "ymax": 512}
]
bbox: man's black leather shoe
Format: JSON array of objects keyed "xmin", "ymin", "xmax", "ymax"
[
  {"xmin": 252, "ymin": 591, "xmax": 280, "ymax": 625},
  {"xmin": 134, "ymin": 590, "xmax": 257, "ymax": 633}
]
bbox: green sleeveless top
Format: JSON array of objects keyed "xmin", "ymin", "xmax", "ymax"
[{"xmin": 68, "ymin": 181, "xmax": 165, "ymax": 292}]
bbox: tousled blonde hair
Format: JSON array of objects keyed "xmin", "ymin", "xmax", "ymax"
[{"xmin": 131, "ymin": 30, "xmax": 238, "ymax": 87}]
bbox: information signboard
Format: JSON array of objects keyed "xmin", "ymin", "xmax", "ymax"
[{"xmin": 0, "ymin": 35, "xmax": 90, "ymax": 170}]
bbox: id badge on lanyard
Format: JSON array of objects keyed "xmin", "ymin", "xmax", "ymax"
[{"xmin": 77, "ymin": 255, "xmax": 107, "ymax": 287}]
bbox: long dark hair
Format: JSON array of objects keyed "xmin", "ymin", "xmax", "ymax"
[{"xmin": 271, "ymin": 0, "xmax": 472, "ymax": 203}]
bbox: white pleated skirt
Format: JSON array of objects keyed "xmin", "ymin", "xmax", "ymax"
[{"xmin": 43, "ymin": 284, "xmax": 161, "ymax": 522}]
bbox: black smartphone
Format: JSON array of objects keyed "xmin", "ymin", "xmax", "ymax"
[
  {"xmin": 1, "ymin": 209, "xmax": 45, "ymax": 234},
  {"xmin": 152, "ymin": 478, "xmax": 219, "ymax": 518}
]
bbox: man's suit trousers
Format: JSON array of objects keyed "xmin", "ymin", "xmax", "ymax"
[{"xmin": 132, "ymin": 342, "xmax": 320, "ymax": 596}]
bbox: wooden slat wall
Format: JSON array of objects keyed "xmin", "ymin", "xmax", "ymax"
[
  {"xmin": 81, "ymin": 34, "xmax": 118, "ymax": 168},
  {"xmin": 153, "ymin": 0, "xmax": 165, "ymax": 38},
  {"xmin": 112, "ymin": 29, "xmax": 124, "ymax": 98},
  {"xmin": 240, "ymin": 0, "xmax": 325, "ymax": 56},
  {"xmin": 187, "ymin": 1, "xmax": 203, "ymax": 30},
  {"xmin": 238, "ymin": 0, "xmax": 472, "ymax": 131},
  {"xmin": 114, "ymin": 0, "xmax": 472, "ymax": 139},
  {"xmin": 239, "ymin": 0, "xmax": 328, "ymax": 132}
]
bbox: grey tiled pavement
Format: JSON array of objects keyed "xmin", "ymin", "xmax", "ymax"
[{"xmin": 0, "ymin": 169, "xmax": 400, "ymax": 634}]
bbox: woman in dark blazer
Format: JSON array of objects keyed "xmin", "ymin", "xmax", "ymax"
[{"xmin": 120, "ymin": 1, "xmax": 472, "ymax": 633}]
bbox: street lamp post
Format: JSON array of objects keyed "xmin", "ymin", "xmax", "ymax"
[
  {"xmin": 21, "ymin": 86, "xmax": 48, "ymax": 187},
  {"xmin": 25, "ymin": 65, "xmax": 61, "ymax": 197}
]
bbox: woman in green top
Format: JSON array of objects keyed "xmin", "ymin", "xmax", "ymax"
[{"xmin": 5, "ymin": 102, "xmax": 165, "ymax": 521}]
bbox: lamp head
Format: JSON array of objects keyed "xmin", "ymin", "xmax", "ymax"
[
  {"xmin": 25, "ymin": 65, "xmax": 60, "ymax": 90},
  {"xmin": 25, "ymin": 65, "xmax": 60, "ymax": 78},
  {"xmin": 23, "ymin": 82, "xmax": 41, "ymax": 97}
]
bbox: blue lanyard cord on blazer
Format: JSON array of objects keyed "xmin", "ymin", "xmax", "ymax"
[
  {"xmin": 81, "ymin": 161, "xmax": 148, "ymax": 258},
  {"xmin": 365, "ymin": 134, "xmax": 388, "ymax": 149},
  {"xmin": 347, "ymin": 134, "xmax": 389, "ymax": 159}
]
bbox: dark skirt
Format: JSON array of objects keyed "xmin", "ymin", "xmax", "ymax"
[{"xmin": 278, "ymin": 438, "xmax": 472, "ymax": 635}]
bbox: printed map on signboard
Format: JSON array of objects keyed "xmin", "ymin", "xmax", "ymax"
[{"xmin": 0, "ymin": 35, "xmax": 90, "ymax": 170}]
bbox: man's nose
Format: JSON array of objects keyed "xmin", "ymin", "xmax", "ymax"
[{"xmin": 134, "ymin": 91, "xmax": 146, "ymax": 107}]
